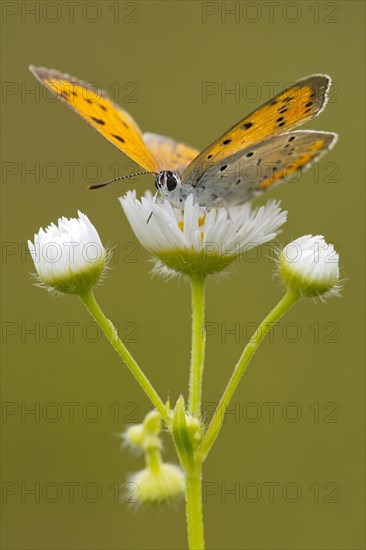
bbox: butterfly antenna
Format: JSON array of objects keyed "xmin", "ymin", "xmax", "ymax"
[
  {"xmin": 88, "ymin": 171, "xmax": 157, "ymax": 190},
  {"xmin": 146, "ymin": 191, "xmax": 159, "ymax": 224}
]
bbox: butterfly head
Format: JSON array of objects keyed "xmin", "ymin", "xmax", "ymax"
[{"xmin": 155, "ymin": 170, "xmax": 185, "ymax": 206}]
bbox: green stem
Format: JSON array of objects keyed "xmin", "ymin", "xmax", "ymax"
[
  {"xmin": 80, "ymin": 288, "xmax": 169, "ymax": 425},
  {"xmin": 185, "ymin": 467, "xmax": 205, "ymax": 550},
  {"xmin": 183, "ymin": 275, "xmax": 206, "ymax": 548},
  {"xmin": 188, "ymin": 274, "xmax": 206, "ymax": 419},
  {"xmin": 197, "ymin": 288, "xmax": 301, "ymax": 462},
  {"xmin": 146, "ymin": 447, "xmax": 162, "ymax": 474}
]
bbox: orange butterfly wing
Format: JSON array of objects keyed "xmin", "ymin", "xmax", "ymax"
[
  {"xmin": 142, "ymin": 133, "xmax": 199, "ymax": 172},
  {"xmin": 183, "ymin": 74, "xmax": 331, "ymax": 182},
  {"xmin": 29, "ymin": 66, "xmax": 158, "ymax": 172}
]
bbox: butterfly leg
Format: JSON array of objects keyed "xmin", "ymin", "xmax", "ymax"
[
  {"xmin": 222, "ymin": 200, "xmax": 232, "ymax": 221},
  {"xmin": 146, "ymin": 191, "xmax": 159, "ymax": 224}
]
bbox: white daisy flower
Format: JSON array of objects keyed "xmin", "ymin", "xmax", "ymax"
[
  {"xmin": 280, "ymin": 235, "xmax": 340, "ymax": 297},
  {"xmin": 119, "ymin": 191, "xmax": 287, "ymax": 276},
  {"xmin": 28, "ymin": 211, "xmax": 106, "ymax": 294}
]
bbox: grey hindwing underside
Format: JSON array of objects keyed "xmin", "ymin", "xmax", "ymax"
[{"xmin": 181, "ymin": 130, "xmax": 337, "ymax": 207}]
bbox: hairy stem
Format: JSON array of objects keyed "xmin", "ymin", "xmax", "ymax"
[
  {"xmin": 80, "ymin": 288, "xmax": 169, "ymax": 425},
  {"xmin": 197, "ymin": 288, "xmax": 300, "ymax": 461},
  {"xmin": 188, "ymin": 274, "xmax": 206, "ymax": 419}
]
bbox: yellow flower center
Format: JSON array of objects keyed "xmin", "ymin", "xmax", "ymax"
[{"xmin": 178, "ymin": 216, "xmax": 206, "ymax": 241}]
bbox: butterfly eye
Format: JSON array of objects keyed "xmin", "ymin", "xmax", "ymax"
[{"xmin": 166, "ymin": 172, "xmax": 178, "ymax": 191}]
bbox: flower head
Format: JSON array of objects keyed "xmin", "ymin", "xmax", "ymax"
[
  {"xmin": 28, "ymin": 211, "xmax": 106, "ymax": 294},
  {"xmin": 120, "ymin": 192, "xmax": 287, "ymax": 277},
  {"xmin": 280, "ymin": 235, "xmax": 340, "ymax": 297},
  {"xmin": 122, "ymin": 410, "xmax": 162, "ymax": 452},
  {"xmin": 129, "ymin": 463, "xmax": 185, "ymax": 505}
]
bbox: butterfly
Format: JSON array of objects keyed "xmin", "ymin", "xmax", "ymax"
[{"xmin": 29, "ymin": 66, "xmax": 337, "ymax": 209}]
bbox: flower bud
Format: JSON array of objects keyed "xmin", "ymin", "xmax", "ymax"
[
  {"xmin": 143, "ymin": 410, "xmax": 161, "ymax": 434},
  {"xmin": 171, "ymin": 395, "xmax": 196, "ymax": 474},
  {"xmin": 28, "ymin": 211, "xmax": 106, "ymax": 295},
  {"xmin": 129, "ymin": 463, "xmax": 185, "ymax": 504},
  {"xmin": 124, "ymin": 425, "xmax": 145, "ymax": 449},
  {"xmin": 280, "ymin": 235, "xmax": 340, "ymax": 297}
]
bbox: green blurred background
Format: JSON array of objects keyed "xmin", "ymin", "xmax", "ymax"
[{"xmin": 1, "ymin": 1, "xmax": 365, "ymax": 549}]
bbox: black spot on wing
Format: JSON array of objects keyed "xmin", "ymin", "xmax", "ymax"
[
  {"xmin": 276, "ymin": 116, "xmax": 286, "ymax": 128},
  {"xmin": 242, "ymin": 122, "xmax": 253, "ymax": 130},
  {"xmin": 90, "ymin": 117, "xmax": 105, "ymax": 126},
  {"xmin": 112, "ymin": 134, "xmax": 125, "ymax": 143}
]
